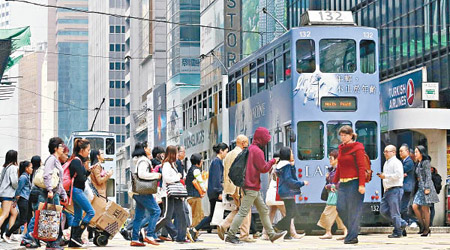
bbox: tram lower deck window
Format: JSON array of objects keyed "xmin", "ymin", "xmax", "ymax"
[{"xmin": 297, "ymin": 121, "xmax": 324, "ymax": 160}]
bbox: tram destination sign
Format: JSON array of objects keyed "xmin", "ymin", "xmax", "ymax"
[{"xmin": 320, "ymin": 97, "xmax": 357, "ymax": 112}]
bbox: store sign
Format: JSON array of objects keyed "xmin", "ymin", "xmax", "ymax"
[
  {"xmin": 380, "ymin": 68, "xmax": 424, "ymax": 112},
  {"xmin": 422, "ymin": 82, "xmax": 439, "ymax": 101},
  {"xmin": 224, "ymin": 0, "xmax": 241, "ymax": 68}
]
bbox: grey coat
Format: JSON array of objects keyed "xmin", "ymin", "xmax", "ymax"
[
  {"xmin": 415, "ymin": 160, "xmax": 439, "ymax": 204},
  {"xmin": 0, "ymin": 164, "xmax": 19, "ymax": 198}
]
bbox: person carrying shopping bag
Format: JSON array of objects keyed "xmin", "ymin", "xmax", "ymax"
[{"xmin": 317, "ymin": 150, "xmax": 347, "ymax": 240}]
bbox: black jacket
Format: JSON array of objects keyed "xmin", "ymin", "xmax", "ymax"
[{"xmin": 69, "ymin": 155, "xmax": 90, "ymax": 190}]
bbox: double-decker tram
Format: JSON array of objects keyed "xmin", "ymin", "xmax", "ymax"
[
  {"xmin": 67, "ymin": 131, "xmax": 117, "ymax": 202},
  {"xmin": 226, "ymin": 11, "xmax": 382, "ymax": 231}
]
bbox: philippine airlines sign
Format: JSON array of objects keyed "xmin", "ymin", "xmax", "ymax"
[{"xmin": 380, "ymin": 68, "xmax": 424, "ymax": 112}]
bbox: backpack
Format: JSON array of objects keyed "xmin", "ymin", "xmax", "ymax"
[
  {"xmin": 354, "ymin": 152, "xmax": 373, "ymax": 183},
  {"xmin": 62, "ymin": 157, "xmax": 80, "ymax": 191},
  {"xmin": 432, "ymin": 172, "xmax": 442, "ymax": 194},
  {"xmin": 228, "ymin": 148, "xmax": 249, "ymax": 187}
]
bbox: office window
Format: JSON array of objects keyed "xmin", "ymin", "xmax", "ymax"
[
  {"xmin": 115, "ymin": 62, "xmax": 120, "ymax": 70},
  {"xmin": 115, "ymin": 99, "xmax": 121, "ymax": 106},
  {"xmin": 115, "ymin": 25, "xmax": 121, "ymax": 33},
  {"xmin": 122, "ymin": 99, "xmax": 125, "ymax": 106},
  {"xmin": 109, "ymin": 99, "xmax": 114, "ymax": 107},
  {"xmin": 109, "ymin": 81, "xmax": 114, "ymax": 88},
  {"xmin": 115, "ymin": 44, "xmax": 120, "ymax": 51},
  {"xmin": 116, "ymin": 135, "xmax": 121, "ymax": 143},
  {"xmin": 109, "ymin": 44, "xmax": 114, "ymax": 51},
  {"xmin": 109, "ymin": 63, "xmax": 114, "ymax": 70},
  {"xmin": 110, "ymin": 117, "xmax": 114, "ymax": 124},
  {"xmin": 115, "ymin": 81, "xmax": 121, "ymax": 88},
  {"xmin": 110, "ymin": 26, "xmax": 114, "ymax": 33},
  {"xmin": 122, "ymin": 44, "xmax": 125, "ymax": 51},
  {"xmin": 115, "ymin": 116, "xmax": 120, "ymax": 124},
  {"xmin": 122, "ymin": 135, "xmax": 125, "ymax": 142},
  {"xmin": 122, "ymin": 81, "xmax": 125, "ymax": 88},
  {"xmin": 122, "ymin": 117, "xmax": 125, "ymax": 124},
  {"xmin": 122, "ymin": 26, "xmax": 125, "ymax": 33}
]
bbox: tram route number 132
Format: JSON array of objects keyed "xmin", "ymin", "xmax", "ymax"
[{"xmin": 318, "ymin": 11, "xmax": 343, "ymax": 21}]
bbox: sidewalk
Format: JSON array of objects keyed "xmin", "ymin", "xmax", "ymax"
[{"xmin": 0, "ymin": 241, "xmax": 24, "ymax": 250}]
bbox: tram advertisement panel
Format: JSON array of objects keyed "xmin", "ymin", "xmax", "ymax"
[{"xmin": 229, "ymin": 81, "xmax": 292, "ymax": 151}]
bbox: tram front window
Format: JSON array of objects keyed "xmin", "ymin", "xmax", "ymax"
[
  {"xmin": 297, "ymin": 121, "xmax": 324, "ymax": 160},
  {"xmin": 88, "ymin": 137, "xmax": 104, "ymax": 151},
  {"xmin": 327, "ymin": 121, "xmax": 352, "ymax": 156},
  {"xmin": 356, "ymin": 121, "xmax": 378, "ymax": 159},
  {"xmin": 296, "ymin": 39, "xmax": 316, "ymax": 73},
  {"xmin": 319, "ymin": 39, "xmax": 356, "ymax": 73},
  {"xmin": 360, "ymin": 40, "xmax": 376, "ymax": 74},
  {"xmin": 106, "ymin": 138, "xmax": 115, "ymax": 155}
]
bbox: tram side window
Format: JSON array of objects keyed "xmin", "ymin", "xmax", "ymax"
[
  {"xmin": 106, "ymin": 138, "xmax": 115, "ymax": 155},
  {"xmin": 250, "ymin": 71, "xmax": 257, "ymax": 96},
  {"xmin": 266, "ymin": 61, "xmax": 274, "ymax": 88},
  {"xmin": 356, "ymin": 121, "xmax": 378, "ymax": 160},
  {"xmin": 203, "ymin": 98, "xmax": 208, "ymax": 119},
  {"xmin": 360, "ymin": 40, "xmax": 376, "ymax": 74},
  {"xmin": 297, "ymin": 121, "xmax": 324, "ymax": 160},
  {"xmin": 326, "ymin": 121, "xmax": 352, "ymax": 156},
  {"xmin": 284, "ymin": 50, "xmax": 291, "ymax": 80},
  {"xmin": 275, "ymin": 56, "xmax": 283, "ymax": 85},
  {"xmin": 257, "ymin": 66, "xmax": 266, "ymax": 93},
  {"xmin": 319, "ymin": 39, "xmax": 356, "ymax": 73},
  {"xmin": 229, "ymin": 82, "xmax": 236, "ymax": 106},
  {"xmin": 296, "ymin": 39, "xmax": 316, "ymax": 73},
  {"xmin": 243, "ymin": 74, "xmax": 250, "ymax": 100},
  {"xmin": 236, "ymin": 78, "xmax": 243, "ymax": 103},
  {"xmin": 219, "ymin": 90, "xmax": 223, "ymax": 113}
]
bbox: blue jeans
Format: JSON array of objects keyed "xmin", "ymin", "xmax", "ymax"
[
  {"xmin": 25, "ymin": 190, "xmax": 61, "ymax": 247},
  {"xmin": 72, "ymin": 187, "xmax": 95, "ymax": 226},
  {"xmin": 337, "ymin": 179, "xmax": 364, "ymax": 242},
  {"xmin": 132, "ymin": 194, "xmax": 161, "ymax": 241},
  {"xmin": 381, "ymin": 187, "xmax": 407, "ymax": 235}
]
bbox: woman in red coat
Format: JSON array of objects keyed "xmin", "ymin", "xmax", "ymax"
[{"xmin": 333, "ymin": 125, "xmax": 367, "ymax": 245}]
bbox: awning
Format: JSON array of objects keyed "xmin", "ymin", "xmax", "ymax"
[{"xmin": 381, "ymin": 108, "xmax": 450, "ymax": 131}]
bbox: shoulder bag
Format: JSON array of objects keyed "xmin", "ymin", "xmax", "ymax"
[
  {"xmin": 166, "ymin": 163, "xmax": 187, "ymax": 198},
  {"xmin": 33, "ymin": 160, "xmax": 59, "ymax": 189},
  {"xmin": 131, "ymin": 159, "xmax": 158, "ymax": 195}
]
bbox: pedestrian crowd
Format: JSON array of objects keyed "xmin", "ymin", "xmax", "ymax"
[{"xmin": 0, "ymin": 125, "xmax": 442, "ymax": 249}]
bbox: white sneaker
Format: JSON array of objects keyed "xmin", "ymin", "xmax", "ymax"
[
  {"xmin": 10, "ymin": 234, "xmax": 22, "ymax": 241},
  {"xmin": 2, "ymin": 233, "xmax": 13, "ymax": 244},
  {"xmin": 410, "ymin": 222, "xmax": 418, "ymax": 228}
]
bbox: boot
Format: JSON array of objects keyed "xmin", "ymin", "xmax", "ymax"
[{"xmin": 68, "ymin": 226, "xmax": 82, "ymax": 247}]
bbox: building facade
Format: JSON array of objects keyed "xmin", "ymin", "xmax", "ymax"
[
  {"xmin": 88, "ymin": 0, "xmax": 127, "ymax": 147},
  {"xmin": 53, "ymin": 0, "xmax": 89, "ymax": 142},
  {"xmin": 165, "ymin": 0, "xmax": 201, "ymax": 146}
]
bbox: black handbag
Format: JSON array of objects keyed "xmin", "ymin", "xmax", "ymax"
[
  {"xmin": 320, "ymin": 186, "xmax": 329, "ymax": 201},
  {"xmin": 131, "ymin": 173, "xmax": 158, "ymax": 195}
]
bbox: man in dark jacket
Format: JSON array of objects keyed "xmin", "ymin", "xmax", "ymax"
[
  {"xmin": 399, "ymin": 144, "xmax": 415, "ymax": 227},
  {"xmin": 225, "ymin": 127, "xmax": 287, "ymax": 244}
]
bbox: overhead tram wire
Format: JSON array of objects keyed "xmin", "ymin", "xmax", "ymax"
[{"xmin": 6, "ymin": 0, "xmax": 281, "ymax": 36}]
